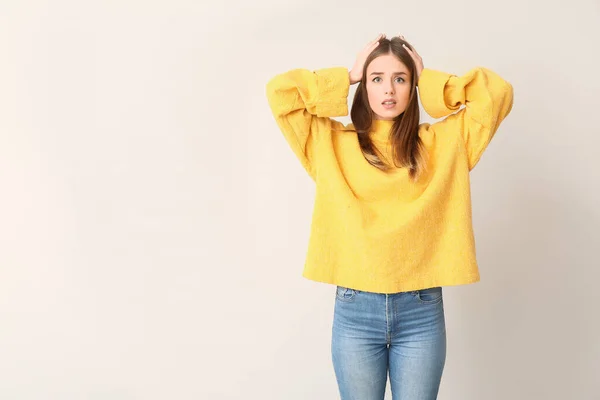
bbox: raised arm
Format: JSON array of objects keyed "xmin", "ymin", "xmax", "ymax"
[
  {"xmin": 265, "ymin": 67, "xmax": 350, "ymax": 178},
  {"xmin": 265, "ymin": 34, "xmax": 384, "ymax": 178},
  {"xmin": 418, "ymin": 67, "xmax": 514, "ymax": 170}
]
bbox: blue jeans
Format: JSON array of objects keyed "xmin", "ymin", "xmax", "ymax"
[{"xmin": 331, "ymin": 286, "xmax": 446, "ymax": 400}]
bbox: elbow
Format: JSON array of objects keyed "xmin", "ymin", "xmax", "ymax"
[
  {"xmin": 266, "ymin": 72, "xmax": 284, "ymax": 99},
  {"xmin": 265, "ymin": 77, "xmax": 283, "ymax": 111},
  {"xmin": 503, "ymin": 81, "xmax": 514, "ymax": 116},
  {"xmin": 504, "ymin": 81, "xmax": 514, "ymax": 102},
  {"xmin": 265, "ymin": 78, "xmax": 276, "ymax": 101}
]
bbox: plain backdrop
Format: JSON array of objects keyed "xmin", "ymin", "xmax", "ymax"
[{"xmin": 1, "ymin": 1, "xmax": 599, "ymax": 399}]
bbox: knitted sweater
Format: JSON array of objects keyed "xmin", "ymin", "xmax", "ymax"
[{"xmin": 266, "ymin": 66, "xmax": 513, "ymax": 293}]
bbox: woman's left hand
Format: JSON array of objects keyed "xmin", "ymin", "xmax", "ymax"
[{"xmin": 399, "ymin": 35, "xmax": 424, "ymax": 82}]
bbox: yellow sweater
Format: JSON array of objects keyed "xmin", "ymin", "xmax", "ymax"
[{"xmin": 266, "ymin": 66, "xmax": 514, "ymax": 293}]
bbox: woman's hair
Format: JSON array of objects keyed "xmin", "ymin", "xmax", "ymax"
[{"xmin": 350, "ymin": 36, "xmax": 427, "ymax": 181}]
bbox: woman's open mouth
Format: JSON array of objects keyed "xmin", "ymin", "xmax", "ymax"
[{"xmin": 382, "ymin": 100, "xmax": 397, "ymax": 109}]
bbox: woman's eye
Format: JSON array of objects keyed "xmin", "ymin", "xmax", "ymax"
[{"xmin": 371, "ymin": 77, "xmax": 404, "ymax": 83}]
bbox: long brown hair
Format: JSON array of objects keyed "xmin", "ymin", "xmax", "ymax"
[{"xmin": 350, "ymin": 36, "xmax": 427, "ymax": 181}]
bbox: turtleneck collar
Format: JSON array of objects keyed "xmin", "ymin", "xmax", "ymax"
[{"xmin": 370, "ymin": 119, "xmax": 395, "ymax": 142}]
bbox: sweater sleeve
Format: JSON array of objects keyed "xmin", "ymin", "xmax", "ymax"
[
  {"xmin": 418, "ymin": 67, "xmax": 514, "ymax": 171},
  {"xmin": 266, "ymin": 67, "xmax": 350, "ymax": 178}
]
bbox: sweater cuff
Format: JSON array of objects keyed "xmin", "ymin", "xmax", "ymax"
[
  {"xmin": 418, "ymin": 68, "xmax": 460, "ymax": 119},
  {"xmin": 314, "ymin": 67, "xmax": 349, "ymax": 118}
]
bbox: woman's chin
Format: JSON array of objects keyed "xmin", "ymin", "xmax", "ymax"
[{"xmin": 374, "ymin": 108, "xmax": 402, "ymax": 120}]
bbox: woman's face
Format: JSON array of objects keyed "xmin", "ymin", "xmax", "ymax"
[{"xmin": 365, "ymin": 53, "xmax": 412, "ymax": 120}]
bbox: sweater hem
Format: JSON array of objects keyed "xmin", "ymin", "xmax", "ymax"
[{"xmin": 301, "ymin": 270, "xmax": 481, "ymax": 294}]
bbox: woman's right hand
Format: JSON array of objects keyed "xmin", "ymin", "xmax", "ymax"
[{"xmin": 349, "ymin": 34, "xmax": 385, "ymax": 85}]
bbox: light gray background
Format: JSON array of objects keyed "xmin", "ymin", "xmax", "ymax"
[{"xmin": 1, "ymin": 1, "xmax": 598, "ymax": 399}]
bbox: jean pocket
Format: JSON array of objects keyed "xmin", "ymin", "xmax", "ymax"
[
  {"xmin": 335, "ymin": 286, "xmax": 359, "ymax": 302},
  {"xmin": 416, "ymin": 286, "xmax": 443, "ymax": 304}
]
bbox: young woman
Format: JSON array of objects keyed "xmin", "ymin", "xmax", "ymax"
[{"xmin": 266, "ymin": 34, "xmax": 514, "ymax": 400}]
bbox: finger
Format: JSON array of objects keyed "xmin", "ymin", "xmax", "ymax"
[
  {"xmin": 372, "ymin": 33, "xmax": 385, "ymax": 43},
  {"xmin": 403, "ymin": 43, "xmax": 419, "ymax": 58},
  {"xmin": 368, "ymin": 40, "xmax": 381, "ymax": 50},
  {"xmin": 410, "ymin": 48, "xmax": 421, "ymax": 60},
  {"xmin": 405, "ymin": 42, "xmax": 419, "ymax": 55}
]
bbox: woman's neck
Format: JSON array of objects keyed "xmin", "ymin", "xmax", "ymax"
[{"xmin": 370, "ymin": 119, "xmax": 395, "ymax": 142}]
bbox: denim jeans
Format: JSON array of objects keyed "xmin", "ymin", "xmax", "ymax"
[{"xmin": 331, "ymin": 286, "xmax": 446, "ymax": 400}]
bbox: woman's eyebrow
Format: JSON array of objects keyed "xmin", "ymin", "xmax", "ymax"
[{"xmin": 369, "ymin": 72, "xmax": 408, "ymax": 76}]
